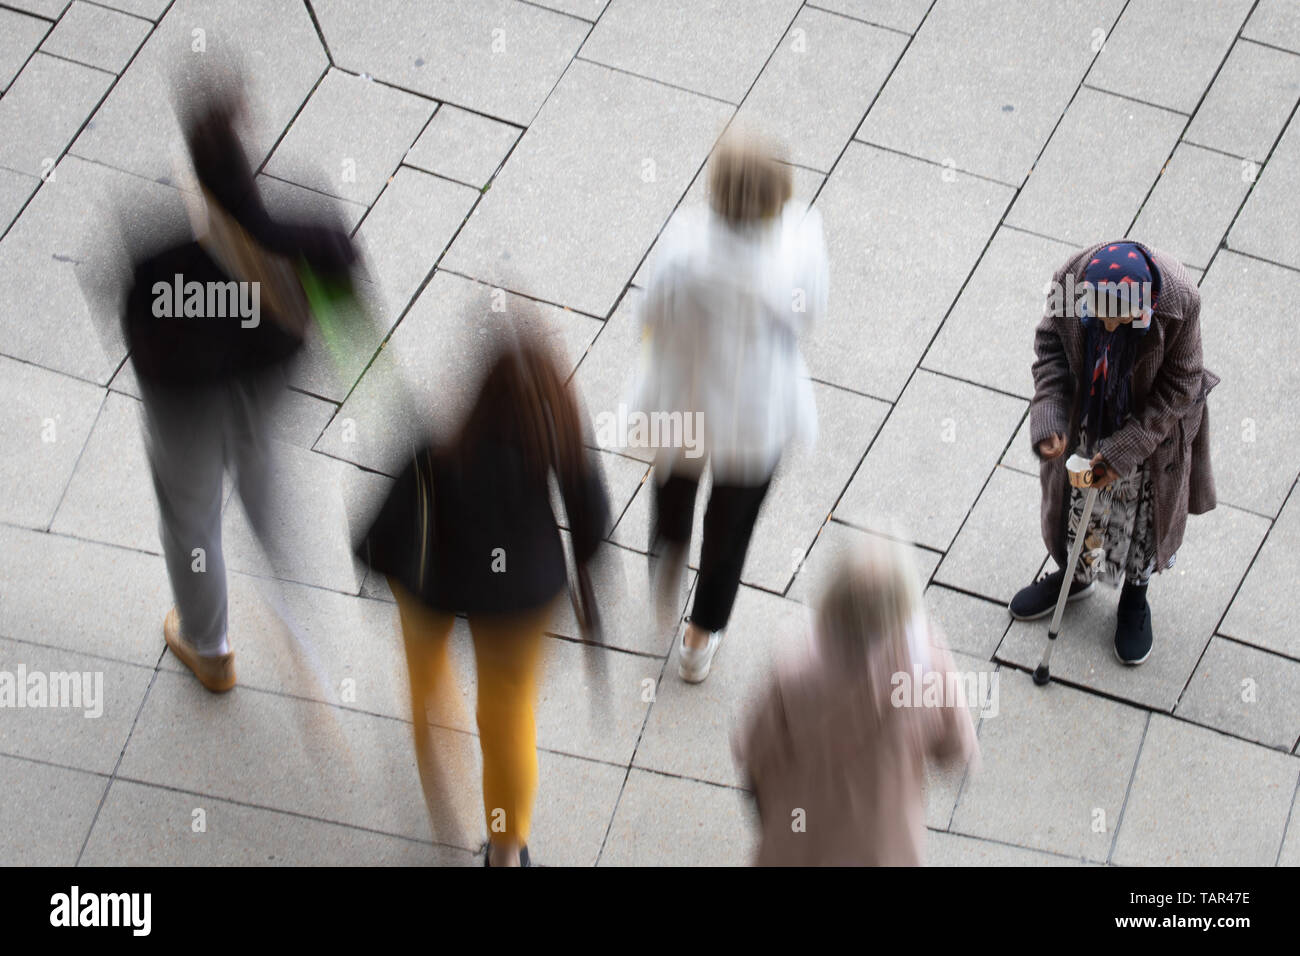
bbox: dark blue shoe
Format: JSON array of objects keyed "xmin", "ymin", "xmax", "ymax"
[
  {"xmin": 1009, "ymin": 568, "xmax": 1095, "ymax": 621},
  {"xmin": 1114, "ymin": 588, "xmax": 1153, "ymax": 665}
]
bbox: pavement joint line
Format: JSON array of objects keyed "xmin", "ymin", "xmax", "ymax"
[
  {"xmin": 592, "ymin": 582, "xmax": 684, "ymax": 865},
  {"xmin": 848, "ymin": 138, "xmax": 1020, "ymax": 189},
  {"xmin": 78, "ymin": 0, "xmax": 156, "ymax": 25},
  {"xmin": 0, "ymin": 0, "xmax": 175, "ymax": 246},
  {"xmin": 1079, "ymin": 82, "xmax": 1190, "ymax": 117},
  {"xmin": 33, "ymin": 48, "xmax": 119, "ymax": 78},
  {"xmin": 571, "ymin": 55, "xmax": 743, "ymax": 107},
  {"xmin": 1275, "ymin": 771, "xmax": 1300, "ymax": 864},
  {"xmin": 42, "ymin": 387, "xmax": 108, "ymax": 535},
  {"xmin": 0, "ymin": 1, "xmax": 56, "ymax": 22},
  {"xmin": 515, "ymin": 0, "xmax": 601, "ymax": 25},
  {"xmin": 1213, "ymin": 632, "xmax": 1300, "ymax": 669},
  {"xmin": 805, "ymin": 376, "xmax": 896, "ymax": 406},
  {"xmin": 1238, "ymin": 34, "xmax": 1300, "ymax": 59},
  {"xmin": 802, "ymin": 1, "xmax": 916, "ymax": 38},
  {"xmin": 302, "ymin": 0, "xmax": 334, "ymax": 67},
  {"xmin": 258, "ymin": 170, "xmax": 371, "ymax": 213},
  {"xmin": 1106, "ymin": 710, "xmax": 1151, "ymax": 865},
  {"xmin": 917, "ymin": 365, "xmax": 1032, "ymax": 405},
  {"xmin": 1173, "ymin": 471, "xmax": 1300, "ymax": 709},
  {"xmin": 74, "ymin": 640, "xmax": 168, "ymax": 865},
  {"xmin": 1178, "ymin": 137, "xmax": 1259, "ymax": 165},
  {"xmin": 1120, "ymin": 20, "xmax": 1255, "ymax": 247},
  {"xmin": 928, "ymin": 826, "xmax": 1099, "ymax": 866},
  {"xmin": 1216, "ymin": 244, "xmax": 1300, "ymax": 277},
  {"xmin": 395, "ymin": 160, "xmax": 484, "ymax": 194}
]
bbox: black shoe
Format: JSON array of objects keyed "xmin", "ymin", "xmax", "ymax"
[
  {"xmin": 483, "ymin": 843, "xmax": 531, "ymax": 867},
  {"xmin": 1114, "ymin": 587, "xmax": 1153, "ymax": 665},
  {"xmin": 1009, "ymin": 568, "xmax": 1095, "ymax": 621}
]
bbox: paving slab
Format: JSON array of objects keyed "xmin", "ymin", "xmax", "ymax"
[
  {"xmin": 948, "ymin": 669, "xmax": 1146, "ymax": 862},
  {"xmin": 351, "ymin": 166, "xmax": 479, "ymax": 326},
  {"xmin": 923, "ymin": 584, "xmax": 1012, "ymax": 660},
  {"xmin": 529, "ymin": 0, "xmax": 608, "ymax": 21},
  {"xmin": 441, "ymin": 59, "xmax": 732, "ymax": 318},
  {"xmin": 0, "ymin": 355, "xmax": 104, "ymax": 530},
  {"xmin": 1005, "ymin": 87, "xmax": 1184, "ymax": 247},
  {"xmin": 0, "ymin": 636, "xmax": 154, "ymax": 774},
  {"xmin": 1243, "ymin": 0, "xmax": 1300, "ymax": 54},
  {"xmin": 118, "ymin": 669, "xmax": 438, "ymax": 841},
  {"xmin": 0, "ymin": 524, "xmax": 171, "ymax": 667},
  {"xmin": 934, "ymin": 466, "xmax": 1047, "ymax": 606},
  {"xmin": 1088, "ymin": 0, "xmax": 1252, "ymax": 114},
  {"xmin": 48, "ymin": 390, "xmax": 160, "ymax": 554},
  {"xmin": 610, "ymin": 382, "xmax": 889, "ymax": 593},
  {"xmin": 923, "ymin": 227, "xmax": 1079, "ymax": 400},
  {"xmin": 1197, "ymin": 251, "xmax": 1300, "ymax": 515},
  {"xmin": 998, "ymin": 503, "xmax": 1270, "ymax": 712},
  {"xmin": 580, "ymin": 0, "xmax": 800, "ymax": 104},
  {"xmin": 221, "ymin": 439, "xmax": 387, "ymax": 595},
  {"xmin": 1221, "ymin": 490, "xmax": 1300, "ymax": 660},
  {"xmin": 836, "ymin": 370, "xmax": 1026, "ymax": 550},
  {"xmin": 70, "ymin": 0, "xmax": 327, "ymax": 184},
  {"xmin": 810, "ymin": 0, "xmax": 931, "ymax": 33},
  {"xmin": 155, "ymin": 572, "xmax": 408, "ymax": 719},
  {"xmin": 81, "ymin": 778, "xmax": 472, "ymax": 866},
  {"xmin": 315, "ymin": 270, "xmax": 602, "ymax": 474},
  {"xmin": 1176, "ymin": 637, "xmax": 1300, "ymax": 751},
  {"xmin": 255, "ymin": 174, "xmax": 368, "ymax": 233},
  {"xmin": 1184, "ymin": 40, "xmax": 1300, "ymax": 163},
  {"xmin": 0, "ymin": 168, "xmax": 39, "ymax": 234},
  {"xmin": 0, "ymin": 7, "xmax": 49, "ymax": 92},
  {"xmin": 311, "ymin": 0, "xmax": 588, "ymax": 127},
  {"xmin": 999, "ymin": 413, "xmax": 1038, "ymax": 476},
  {"xmin": 787, "ymin": 520, "xmax": 942, "ymax": 606},
  {"xmin": 632, "ymin": 585, "xmax": 812, "ymax": 789},
  {"xmin": 95, "ymin": 0, "xmax": 168, "ymax": 19},
  {"xmin": 0, "ymin": 52, "xmax": 112, "ymax": 179},
  {"xmin": 265, "ymin": 69, "xmax": 434, "ymax": 207},
  {"xmin": 40, "ymin": 0, "xmax": 151, "ymax": 73},
  {"xmin": 3, "ymin": 1, "xmax": 68, "ymax": 19},
  {"xmin": 0, "ymin": 755, "xmax": 107, "ymax": 865},
  {"xmin": 731, "ymin": 6, "xmax": 905, "ymax": 172},
  {"xmin": 599, "ymin": 769, "xmax": 757, "ymax": 866},
  {"xmin": 403, "ymin": 104, "xmax": 520, "ymax": 188},
  {"xmin": 548, "ymin": 540, "xmax": 695, "ymax": 657},
  {"xmin": 1229, "ymin": 108, "xmax": 1300, "ymax": 271},
  {"xmin": 0, "ymin": 155, "xmax": 187, "ymax": 384},
  {"xmin": 856, "ymin": 0, "xmax": 1126, "ymax": 185},
  {"xmin": 924, "ymin": 649, "xmax": 996, "ymax": 831},
  {"xmin": 1130, "ymin": 143, "xmax": 1251, "ymax": 270},
  {"xmin": 1112, "ymin": 714, "xmax": 1298, "ymax": 865},
  {"xmin": 925, "ymin": 829, "xmax": 1087, "ymax": 866},
  {"xmin": 808, "ymin": 143, "xmax": 1013, "ymax": 400}
]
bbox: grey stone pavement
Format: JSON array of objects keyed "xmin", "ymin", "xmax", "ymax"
[{"xmin": 2, "ymin": 0, "xmax": 1300, "ymax": 867}]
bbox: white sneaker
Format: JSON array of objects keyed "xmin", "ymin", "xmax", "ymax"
[{"xmin": 678, "ymin": 628, "xmax": 722, "ymax": 684}]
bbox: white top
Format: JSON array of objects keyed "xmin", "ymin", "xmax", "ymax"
[{"xmin": 634, "ymin": 199, "xmax": 829, "ymax": 483}]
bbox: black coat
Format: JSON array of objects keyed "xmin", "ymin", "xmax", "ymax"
[{"xmin": 357, "ymin": 439, "xmax": 610, "ymax": 616}]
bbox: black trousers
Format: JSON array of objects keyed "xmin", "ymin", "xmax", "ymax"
[{"xmin": 651, "ymin": 470, "xmax": 773, "ymax": 633}]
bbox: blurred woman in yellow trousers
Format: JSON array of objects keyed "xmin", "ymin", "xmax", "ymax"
[{"xmin": 357, "ymin": 333, "xmax": 609, "ymax": 867}]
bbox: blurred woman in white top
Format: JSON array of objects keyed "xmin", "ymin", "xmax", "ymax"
[{"xmin": 636, "ymin": 129, "xmax": 829, "ymax": 683}]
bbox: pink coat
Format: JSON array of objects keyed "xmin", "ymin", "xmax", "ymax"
[{"xmin": 734, "ymin": 621, "xmax": 978, "ymax": 866}]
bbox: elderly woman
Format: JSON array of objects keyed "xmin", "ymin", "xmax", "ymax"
[{"xmin": 1010, "ymin": 240, "xmax": 1219, "ymax": 666}]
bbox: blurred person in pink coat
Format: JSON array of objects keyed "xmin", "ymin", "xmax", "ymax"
[{"xmin": 735, "ymin": 535, "xmax": 979, "ymax": 866}]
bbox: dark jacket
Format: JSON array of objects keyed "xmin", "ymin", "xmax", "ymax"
[
  {"xmin": 123, "ymin": 221, "xmax": 355, "ymax": 386},
  {"xmin": 357, "ymin": 439, "xmax": 610, "ymax": 616},
  {"xmin": 1029, "ymin": 240, "xmax": 1219, "ymax": 572}
]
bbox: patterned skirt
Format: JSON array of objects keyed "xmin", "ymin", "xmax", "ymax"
[{"xmin": 1066, "ymin": 455, "xmax": 1174, "ymax": 587}]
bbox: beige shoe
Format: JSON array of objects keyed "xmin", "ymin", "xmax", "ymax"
[{"xmin": 164, "ymin": 608, "xmax": 236, "ymax": 693}]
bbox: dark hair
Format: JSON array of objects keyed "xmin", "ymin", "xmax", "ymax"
[{"xmin": 453, "ymin": 334, "xmax": 586, "ymax": 487}]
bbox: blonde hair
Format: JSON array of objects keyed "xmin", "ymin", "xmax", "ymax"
[
  {"xmin": 708, "ymin": 129, "xmax": 793, "ymax": 226},
  {"xmin": 815, "ymin": 532, "xmax": 925, "ymax": 676}
]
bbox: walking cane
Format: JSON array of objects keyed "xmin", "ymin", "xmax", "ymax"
[{"xmin": 1033, "ymin": 453, "xmax": 1102, "ymax": 686}]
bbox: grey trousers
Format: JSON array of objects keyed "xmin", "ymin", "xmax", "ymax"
[{"xmin": 139, "ymin": 370, "xmax": 283, "ymax": 655}]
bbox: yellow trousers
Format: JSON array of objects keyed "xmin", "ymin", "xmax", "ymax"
[{"xmin": 390, "ymin": 579, "xmax": 550, "ymax": 848}]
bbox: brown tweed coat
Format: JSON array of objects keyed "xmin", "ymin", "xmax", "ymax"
[{"xmin": 1029, "ymin": 240, "xmax": 1219, "ymax": 573}]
